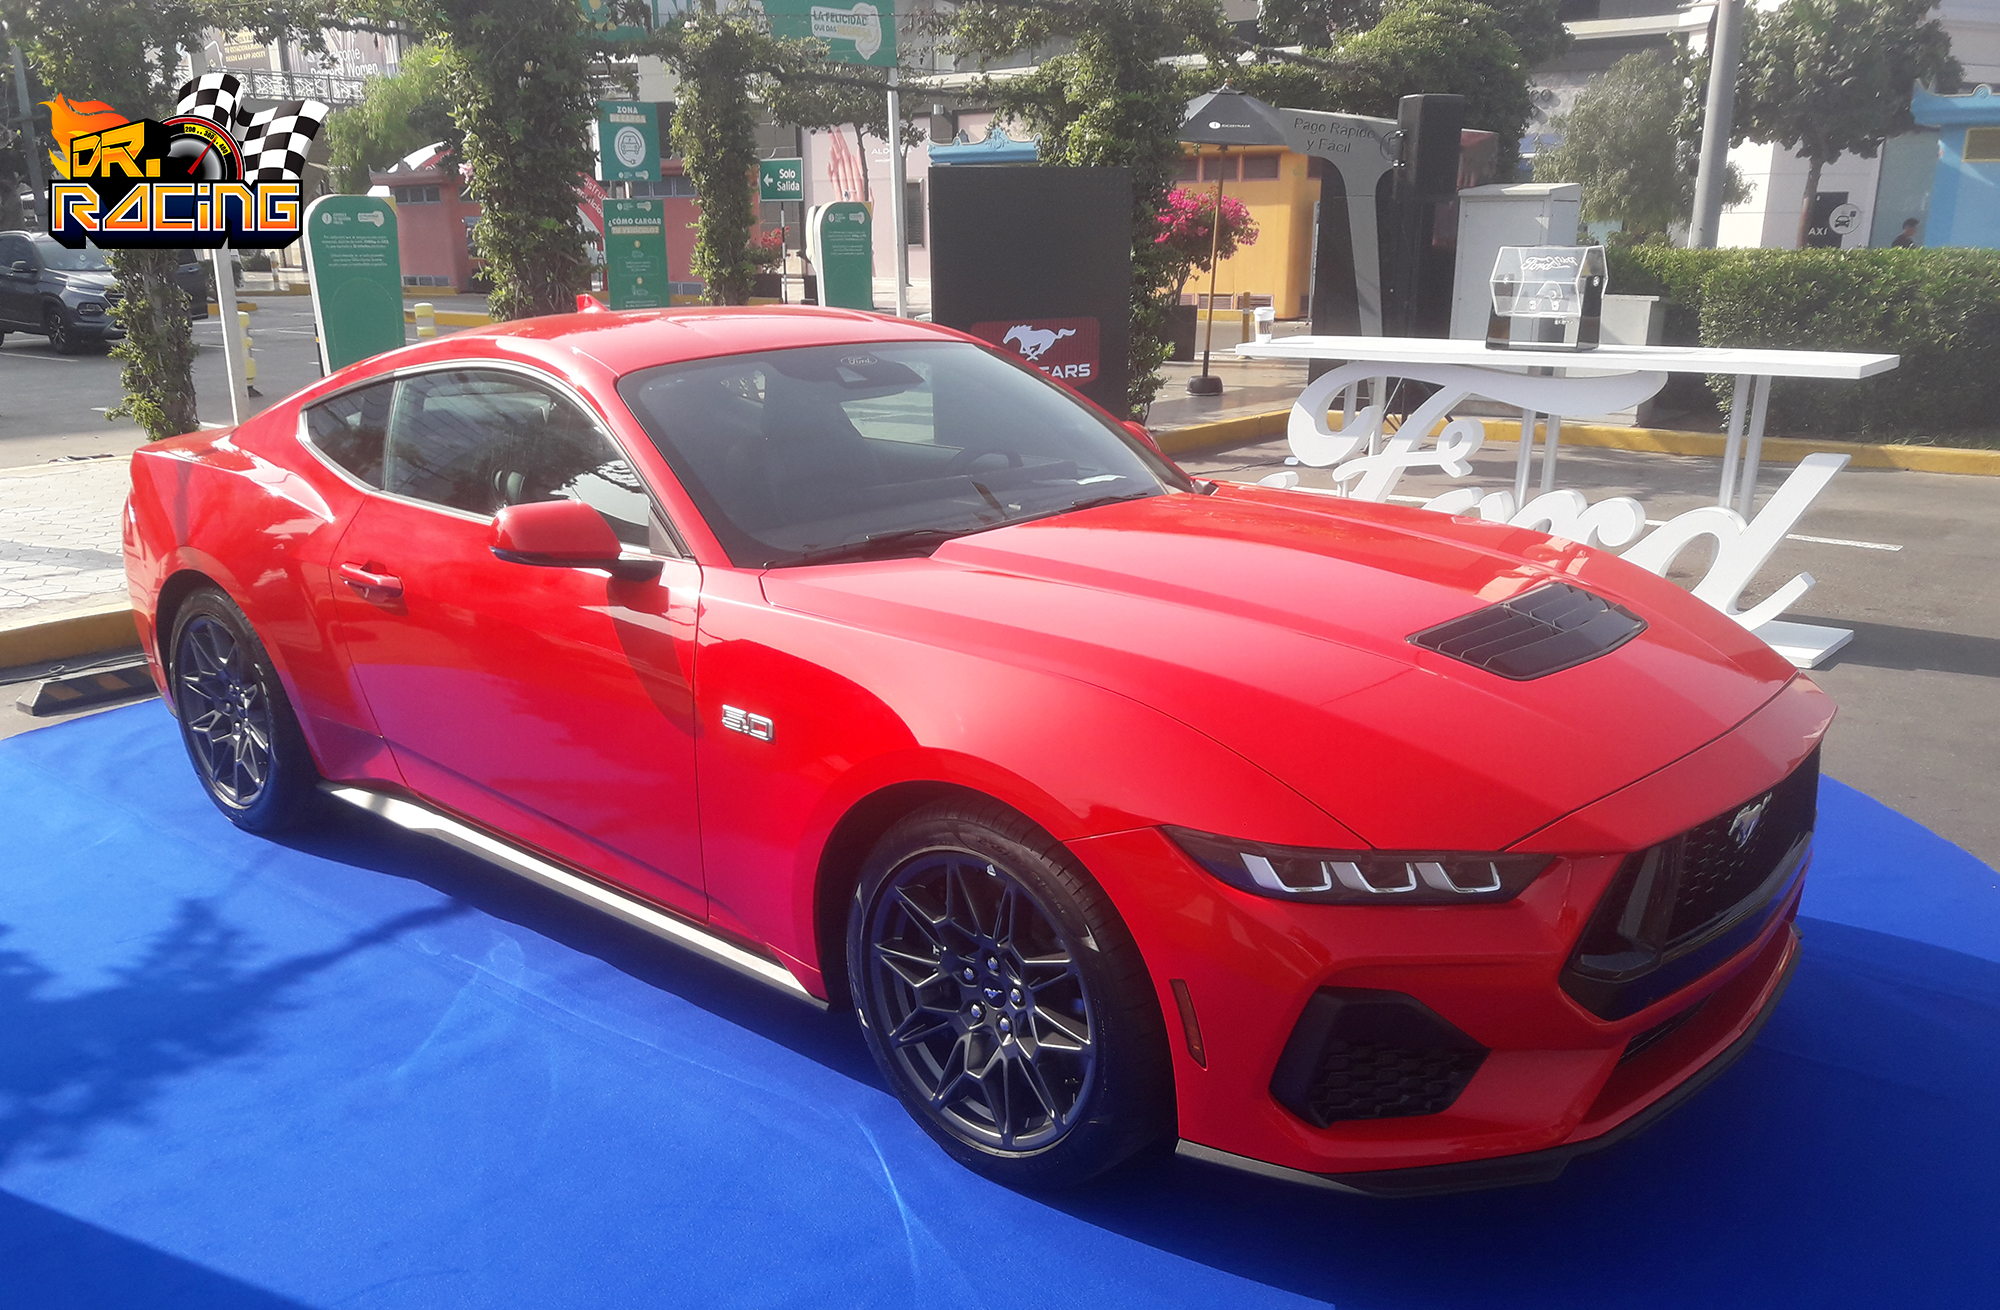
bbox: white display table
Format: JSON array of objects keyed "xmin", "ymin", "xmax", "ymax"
[{"xmin": 1235, "ymin": 336, "xmax": 1899, "ymax": 513}]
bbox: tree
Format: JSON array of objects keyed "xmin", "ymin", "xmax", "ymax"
[
  {"xmin": 1534, "ymin": 50, "xmax": 1742, "ymax": 240},
  {"xmin": 1155, "ymin": 185, "xmax": 1258, "ymax": 301},
  {"xmin": 1224, "ymin": 0, "xmax": 1540, "ymax": 168},
  {"xmin": 324, "ymin": 41, "xmax": 459, "ymax": 194},
  {"xmin": 2, "ymin": 0, "xmax": 322, "ymax": 438},
  {"xmin": 633, "ymin": 8, "xmax": 910, "ymax": 308},
  {"xmin": 1329, "ymin": 0, "xmax": 1536, "ymax": 169},
  {"xmin": 1733, "ymin": 0, "xmax": 1959, "ymax": 247},
  {"xmin": 1253, "ymin": 0, "xmax": 1380, "ymax": 47},
  {"xmin": 945, "ymin": 0, "xmax": 1239, "ymax": 415}
]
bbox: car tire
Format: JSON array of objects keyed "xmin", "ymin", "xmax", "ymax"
[
  {"xmin": 848, "ymin": 799, "xmax": 1174, "ymax": 1189},
  {"xmin": 43, "ymin": 304, "xmax": 79, "ymax": 355},
  {"xmin": 167, "ymin": 588, "xmax": 322, "ymax": 832}
]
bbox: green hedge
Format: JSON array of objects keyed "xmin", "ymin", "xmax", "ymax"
[{"xmin": 1605, "ymin": 245, "xmax": 2000, "ymax": 437}]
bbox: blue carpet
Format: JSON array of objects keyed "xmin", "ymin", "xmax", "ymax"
[{"xmin": 1, "ymin": 702, "xmax": 1994, "ymax": 1309}]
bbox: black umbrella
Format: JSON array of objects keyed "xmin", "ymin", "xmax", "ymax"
[
  {"xmin": 1176, "ymin": 89, "xmax": 1285, "ymax": 395},
  {"xmin": 1178, "ymin": 89, "xmax": 1288, "ymax": 147}
]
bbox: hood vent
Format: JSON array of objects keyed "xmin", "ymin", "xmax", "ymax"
[{"xmin": 1408, "ymin": 582, "xmax": 1645, "ymax": 680}]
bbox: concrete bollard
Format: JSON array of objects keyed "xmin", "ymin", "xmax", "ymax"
[
  {"xmin": 415, "ymin": 302, "xmax": 437, "ymax": 338},
  {"xmin": 238, "ymin": 310, "xmax": 257, "ymax": 388}
]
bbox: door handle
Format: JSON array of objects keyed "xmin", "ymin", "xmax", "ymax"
[{"xmin": 339, "ymin": 563, "xmax": 403, "ymax": 597}]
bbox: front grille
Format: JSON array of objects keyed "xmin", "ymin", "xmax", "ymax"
[
  {"xmin": 1407, "ymin": 582, "xmax": 1646, "ymax": 680},
  {"xmin": 1271, "ymin": 989, "xmax": 1487, "ymax": 1128},
  {"xmin": 1562, "ymin": 748, "xmax": 1819, "ymax": 1019},
  {"xmin": 1668, "ymin": 752, "xmax": 1820, "ymax": 939}
]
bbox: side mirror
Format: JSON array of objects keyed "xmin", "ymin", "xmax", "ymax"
[
  {"xmin": 490, "ymin": 500, "xmax": 662, "ymax": 582},
  {"xmin": 1120, "ymin": 419, "xmax": 1163, "ymax": 454}
]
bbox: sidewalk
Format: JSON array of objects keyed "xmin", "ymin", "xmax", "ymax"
[{"xmin": 0, "ymin": 457, "xmax": 134, "ymax": 667}]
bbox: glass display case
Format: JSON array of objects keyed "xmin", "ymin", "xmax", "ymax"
[{"xmin": 1486, "ymin": 245, "xmax": 1607, "ymax": 352}]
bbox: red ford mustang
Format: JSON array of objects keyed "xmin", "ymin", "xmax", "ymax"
[{"xmin": 123, "ymin": 307, "xmax": 1831, "ymax": 1195}]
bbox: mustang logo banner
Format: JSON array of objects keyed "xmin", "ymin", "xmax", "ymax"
[{"xmin": 43, "ymin": 73, "xmax": 329, "ymax": 250}]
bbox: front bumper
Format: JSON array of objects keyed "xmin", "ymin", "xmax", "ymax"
[
  {"xmin": 1066, "ymin": 676, "xmax": 1830, "ymax": 1188},
  {"xmin": 1179, "ymin": 921, "xmax": 1800, "ymax": 1196}
]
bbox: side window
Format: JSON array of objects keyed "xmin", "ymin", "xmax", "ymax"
[
  {"xmin": 0, "ymin": 235, "xmax": 27, "ymax": 268},
  {"xmin": 305, "ymin": 382, "xmax": 392, "ymax": 487},
  {"xmin": 384, "ymin": 370, "xmax": 666, "ymax": 550}
]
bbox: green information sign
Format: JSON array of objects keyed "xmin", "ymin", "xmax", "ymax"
[
  {"xmin": 595, "ymin": 101, "xmax": 659, "ymax": 183},
  {"xmin": 763, "ymin": 0, "xmax": 897, "ymax": 67},
  {"xmin": 604, "ymin": 197, "xmax": 672, "ymax": 310},
  {"xmin": 810, "ymin": 201, "xmax": 874, "ymax": 310},
  {"xmin": 303, "ymin": 195, "xmax": 405, "ymax": 373},
  {"xmin": 759, "ymin": 158, "xmax": 805, "ymax": 202}
]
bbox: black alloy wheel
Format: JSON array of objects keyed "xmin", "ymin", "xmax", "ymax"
[
  {"xmin": 44, "ymin": 304, "xmax": 78, "ymax": 355},
  {"xmin": 168, "ymin": 589, "xmax": 320, "ymax": 831},
  {"xmin": 850, "ymin": 801, "xmax": 1173, "ymax": 1188}
]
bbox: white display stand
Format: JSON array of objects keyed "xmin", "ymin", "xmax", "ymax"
[
  {"xmin": 1233, "ymin": 336, "xmax": 1902, "ymax": 669},
  {"xmin": 1236, "ymin": 335, "xmax": 1899, "ymax": 511}
]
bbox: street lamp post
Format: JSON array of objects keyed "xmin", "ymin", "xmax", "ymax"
[{"xmin": 1187, "ymin": 144, "xmax": 1227, "ymax": 397}]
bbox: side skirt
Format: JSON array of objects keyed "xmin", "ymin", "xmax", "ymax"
[{"xmin": 320, "ymin": 783, "xmax": 828, "ymax": 1009}]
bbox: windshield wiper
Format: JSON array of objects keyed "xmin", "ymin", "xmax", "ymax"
[
  {"xmin": 1059, "ymin": 490, "xmax": 1158, "ymax": 516},
  {"xmin": 784, "ymin": 526, "xmax": 983, "ymax": 566}
]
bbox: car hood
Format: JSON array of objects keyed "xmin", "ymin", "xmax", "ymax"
[
  {"xmin": 53, "ymin": 270, "xmax": 115, "ymax": 295},
  {"xmin": 759, "ymin": 485, "xmax": 1799, "ymax": 850}
]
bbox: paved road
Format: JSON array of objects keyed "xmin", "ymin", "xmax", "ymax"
[
  {"xmin": 1, "ymin": 314, "xmax": 1993, "ymax": 870},
  {"xmin": 0, "ymin": 297, "xmax": 475, "ymax": 466}
]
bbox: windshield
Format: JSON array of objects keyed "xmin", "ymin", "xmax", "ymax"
[
  {"xmin": 32, "ymin": 237, "xmax": 112, "ymax": 272},
  {"xmin": 618, "ymin": 340, "xmax": 1185, "ymax": 567}
]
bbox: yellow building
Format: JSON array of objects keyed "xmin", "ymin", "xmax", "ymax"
[{"xmin": 1173, "ymin": 145, "xmax": 1319, "ymax": 320}]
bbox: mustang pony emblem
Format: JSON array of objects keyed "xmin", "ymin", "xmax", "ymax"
[
  {"xmin": 1004, "ymin": 324, "xmax": 1076, "ymax": 361},
  {"xmin": 1729, "ymin": 795, "xmax": 1771, "ymax": 849}
]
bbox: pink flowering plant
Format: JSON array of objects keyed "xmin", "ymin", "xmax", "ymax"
[
  {"xmin": 1155, "ymin": 187, "xmax": 1260, "ymax": 301},
  {"xmin": 746, "ymin": 228, "xmax": 786, "ymax": 267}
]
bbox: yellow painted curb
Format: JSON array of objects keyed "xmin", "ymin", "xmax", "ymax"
[
  {"xmin": 1154, "ymin": 407, "xmax": 1289, "ymax": 455},
  {"xmin": 207, "ymin": 301, "xmax": 259, "ymax": 315},
  {"xmin": 1154, "ymin": 406, "xmax": 2000, "ymax": 476},
  {"xmin": 0, "ymin": 603, "xmax": 139, "ymax": 671},
  {"xmin": 1477, "ymin": 418, "xmax": 2000, "ymax": 476},
  {"xmin": 400, "ymin": 309, "xmax": 493, "ymax": 327}
]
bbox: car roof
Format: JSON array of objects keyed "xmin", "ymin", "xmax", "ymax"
[{"xmin": 433, "ymin": 305, "xmax": 968, "ymax": 377}]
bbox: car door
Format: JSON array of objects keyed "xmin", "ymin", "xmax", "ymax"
[
  {"xmin": 0, "ymin": 234, "xmax": 34, "ymax": 329},
  {"xmin": 319, "ymin": 364, "xmax": 706, "ymax": 917}
]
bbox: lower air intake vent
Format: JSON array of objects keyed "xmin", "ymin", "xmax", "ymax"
[
  {"xmin": 1408, "ymin": 582, "xmax": 1646, "ymax": 680},
  {"xmin": 1271, "ymin": 989, "xmax": 1487, "ymax": 1127}
]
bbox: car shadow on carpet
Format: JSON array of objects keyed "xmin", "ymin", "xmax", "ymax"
[
  {"xmin": 1046, "ymin": 916, "xmax": 2000, "ymax": 1308},
  {"xmin": 0, "ymin": 1189, "xmax": 312, "ymax": 1310}
]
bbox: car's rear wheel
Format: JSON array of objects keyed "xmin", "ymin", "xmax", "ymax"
[
  {"xmin": 849, "ymin": 800, "xmax": 1173, "ymax": 1189},
  {"xmin": 43, "ymin": 305, "xmax": 79, "ymax": 355},
  {"xmin": 168, "ymin": 588, "xmax": 320, "ymax": 831}
]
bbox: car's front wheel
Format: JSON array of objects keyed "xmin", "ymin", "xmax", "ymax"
[
  {"xmin": 167, "ymin": 588, "xmax": 321, "ymax": 831},
  {"xmin": 43, "ymin": 304, "xmax": 80, "ymax": 355},
  {"xmin": 849, "ymin": 800, "xmax": 1173, "ymax": 1189}
]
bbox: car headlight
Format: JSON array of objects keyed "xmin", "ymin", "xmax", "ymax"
[
  {"xmin": 77, "ymin": 301, "xmax": 105, "ymax": 316},
  {"xmin": 1166, "ymin": 826, "xmax": 1551, "ymax": 905}
]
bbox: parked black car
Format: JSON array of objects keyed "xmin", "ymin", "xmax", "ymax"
[{"xmin": 0, "ymin": 232, "xmax": 210, "ymax": 354}]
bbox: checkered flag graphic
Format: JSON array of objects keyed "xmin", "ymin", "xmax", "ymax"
[
  {"xmin": 238, "ymin": 99, "xmax": 331, "ymax": 182},
  {"xmin": 174, "ymin": 72, "xmax": 249, "ymax": 135}
]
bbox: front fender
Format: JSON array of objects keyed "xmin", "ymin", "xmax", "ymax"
[{"xmin": 692, "ymin": 572, "xmax": 1362, "ymax": 989}]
